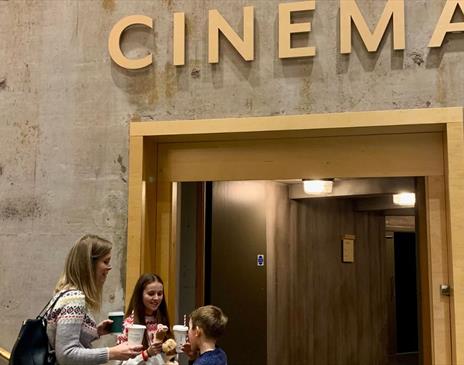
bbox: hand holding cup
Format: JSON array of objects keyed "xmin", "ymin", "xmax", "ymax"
[
  {"xmin": 108, "ymin": 342, "xmax": 143, "ymax": 361},
  {"xmin": 127, "ymin": 324, "xmax": 147, "ymax": 345},
  {"xmin": 172, "ymin": 325, "xmax": 188, "ymax": 353},
  {"xmin": 97, "ymin": 319, "xmax": 113, "ymax": 336},
  {"xmin": 108, "ymin": 311, "xmax": 125, "ymax": 333},
  {"xmin": 181, "ymin": 341, "xmax": 198, "ymax": 361}
]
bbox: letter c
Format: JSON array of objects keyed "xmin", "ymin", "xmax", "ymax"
[{"xmin": 108, "ymin": 15, "xmax": 153, "ymax": 70}]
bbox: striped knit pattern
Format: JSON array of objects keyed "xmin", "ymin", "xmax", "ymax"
[
  {"xmin": 46, "ymin": 290, "xmax": 109, "ymax": 365},
  {"xmin": 116, "ymin": 313, "xmax": 168, "ymax": 365},
  {"xmin": 117, "ymin": 313, "xmax": 163, "ymax": 346}
]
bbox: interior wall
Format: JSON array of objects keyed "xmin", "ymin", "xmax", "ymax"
[
  {"xmin": 205, "ymin": 181, "xmax": 394, "ymax": 364},
  {"xmin": 210, "ymin": 181, "xmax": 267, "ymax": 365},
  {"xmin": 266, "ymin": 182, "xmax": 393, "ymax": 365},
  {"xmin": 177, "ymin": 183, "xmax": 198, "ymax": 324}
]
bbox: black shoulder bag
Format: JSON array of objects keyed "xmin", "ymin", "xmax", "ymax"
[{"xmin": 9, "ymin": 290, "xmax": 70, "ymax": 365}]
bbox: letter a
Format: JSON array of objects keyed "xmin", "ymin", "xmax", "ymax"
[{"xmin": 429, "ymin": 0, "xmax": 464, "ymax": 47}]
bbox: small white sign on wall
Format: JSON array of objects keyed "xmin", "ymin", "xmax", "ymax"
[{"xmin": 257, "ymin": 254, "xmax": 265, "ymax": 267}]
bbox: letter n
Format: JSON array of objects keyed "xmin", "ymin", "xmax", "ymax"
[{"xmin": 208, "ymin": 6, "xmax": 254, "ymax": 63}]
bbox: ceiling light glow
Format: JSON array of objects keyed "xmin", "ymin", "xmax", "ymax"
[
  {"xmin": 393, "ymin": 192, "xmax": 416, "ymax": 206},
  {"xmin": 303, "ymin": 180, "xmax": 333, "ymax": 194}
]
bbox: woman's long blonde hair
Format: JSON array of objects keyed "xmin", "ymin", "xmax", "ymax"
[{"xmin": 55, "ymin": 234, "xmax": 112, "ymax": 311}]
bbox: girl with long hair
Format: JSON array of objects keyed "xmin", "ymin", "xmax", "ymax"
[{"xmin": 117, "ymin": 273, "xmax": 172, "ymax": 363}]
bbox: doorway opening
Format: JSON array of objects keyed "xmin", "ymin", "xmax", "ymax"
[
  {"xmin": 126, "ymin": 107, "xmax": 462, "ymax": 363},
  {"xmin": 392, "ymin": 231, "xmax": 419, "ymax": 364},
  {"xmin": 176, "ymin": 177, "xmax": 421, "ymax": 365}
]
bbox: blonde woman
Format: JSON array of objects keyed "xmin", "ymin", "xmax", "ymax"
[{"xmin": 46, "ymin": 234, "xmax": 143, "ymax": 365}]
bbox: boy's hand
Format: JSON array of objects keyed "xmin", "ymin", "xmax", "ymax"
[{"xmin": 181, "ymin": 342, "xmax": 198, "ymax": 360}]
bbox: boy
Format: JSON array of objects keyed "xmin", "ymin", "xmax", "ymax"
[{"xmin": 186, "ymin": 305, "xmax": 228, "ymax": 365}]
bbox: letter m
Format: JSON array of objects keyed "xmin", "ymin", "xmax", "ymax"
[{"xmin": 340, "ymin": 0, "xmax": 405, "ymax": 54}]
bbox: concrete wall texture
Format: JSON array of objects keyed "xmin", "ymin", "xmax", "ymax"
[{"xmin": 1, "ymin": 0, "xmax": 463, "ymax": 351}]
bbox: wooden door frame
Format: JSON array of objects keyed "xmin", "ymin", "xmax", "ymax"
[{"xmin": 126, "ymin": 107, "xmax": 464, "ymax": 364}]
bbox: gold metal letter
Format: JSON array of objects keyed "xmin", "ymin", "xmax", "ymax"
[
  {"xmin": 208, "ymin": 6, "xmax": 254, "ymax": 63},
  {"xmin": 279, "ymin": 1, "xmax": 316, "ymax": 58},
  {"xmin": 108, "ymin": 15, "xmax": 153, "ymax": 70},
  {"xmin": 429, "ymin": 0, "xmax": 464, "ymax": 47},
  {"xmin": 173, "ymin": 12, "xmax": 185, "ymax": 66},
  {"xmin": 340, "ymin": 0, "xmax": 405, "ymax": 54}
]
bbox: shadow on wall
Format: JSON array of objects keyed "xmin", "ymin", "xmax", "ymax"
[
  {"xmin": 426, "ymin": 33, "xmax": 464, "ymax": 68},
  {"xmin": 336, "ymin": 11, "xmax": 404, "ymax": 74}
]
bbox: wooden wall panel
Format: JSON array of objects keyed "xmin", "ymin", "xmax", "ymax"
[
  {"xmin": 266, "ymin": 184, "xmax": 390, "ymax": 365},
  {"xmin": 265, "ymin": 182, "xmax": 298, "ymax": 365},
  {"xmin": 211, "ymin": 181, "xmax": 267, "ymax": 365},
  {"xmin": 422, "ymin": 176, "xmax": 452, "ymax": 365},
  {"xmin": 142, "ymin": 138, "xmax": 157, "ymax": 277},
  {"xmin": 126, "ymin": 136, "xmax": 144, "ymax": 308},
  {"xmin": 444, "ymin": 121, "xmax": 464, "ymax": 365},
  {"xmin": 428, "ymin": 176, "xmax": 452, "ymax": 365},
  {"xmin": 158, "ymin": 132, "xmax": 443, "ymax": 182}
]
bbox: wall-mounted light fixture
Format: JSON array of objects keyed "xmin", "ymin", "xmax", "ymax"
[
  {"xmin": 392, "ymin": 192, "xmax": 416, "ymax": 206},
  {"xmin": 303, "ymin": 179, "xmax": 334, "ymax": 194}
]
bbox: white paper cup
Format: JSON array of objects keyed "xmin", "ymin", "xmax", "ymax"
[
  {"xmin": 172, "ymin": 325, "xmax": 188, "ymax": 353},
  {"xmin": 127, "ymin": 324, "xmax": 146, "ymax": 345}
]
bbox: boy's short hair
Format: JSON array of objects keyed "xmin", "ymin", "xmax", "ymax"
[{"xmin": 190, "ymin": 305, "xmax": 228, "ymax": 340}]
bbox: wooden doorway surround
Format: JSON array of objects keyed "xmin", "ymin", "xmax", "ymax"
[{"xmin": 126, "ymin": 107, "xmax": 464, "ymax": 364}]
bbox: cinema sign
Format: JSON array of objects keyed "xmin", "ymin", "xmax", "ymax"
[{"xmin": 108, "ymin": 0, "xmax": 464, "ymax": 70}]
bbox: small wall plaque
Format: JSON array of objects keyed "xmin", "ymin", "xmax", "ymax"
[{"xmin": 342, "ymin": 234, "xmax": 355, "ymax": 263}]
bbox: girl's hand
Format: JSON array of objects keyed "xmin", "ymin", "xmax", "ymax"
[
  {"xmin": 97, "ymin": 319, "xmax": 113, "ymax": 336},
  {"xmin": 181, "ymin": 342, "xmax": 197, "ymax": 361},
  {"xmin": 147, "ymin": 341, "xmax": 163, "ymax": 357},
  {"xmin": 108, "ymin": 342, "xmax": 144, "ymax": 360}
]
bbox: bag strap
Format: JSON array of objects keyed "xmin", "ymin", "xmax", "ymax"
[{"xmin": 37, "ymin": 290, "xmax": 73, "ymax": 319}]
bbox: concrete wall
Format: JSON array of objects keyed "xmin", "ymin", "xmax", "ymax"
[{"xmin": 1, "ymin": 0, "xmax": 463, "ymax": 351}]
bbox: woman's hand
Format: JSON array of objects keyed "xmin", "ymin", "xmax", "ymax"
[
  {"xmin": 97, "ymin": 319, "xmax": 113, "ymax": 336},
  {"xmin": 147, "ymin": 341, "xmax": 163, "ymax": 357},
  {"xmin": 181, "ymin": 342, "xmax": 197, "ymax": 361},
  {"xmin": 108, "ymin": 342, "xmax": 144, "ymax": 360}
]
